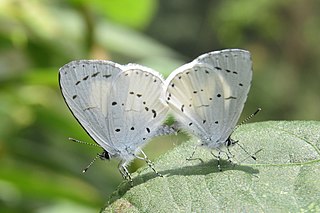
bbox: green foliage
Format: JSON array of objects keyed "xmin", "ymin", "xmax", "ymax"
[
  {"xmin": 104, "ymin": 121, "xmax": 320, "ymax": 212},
  {"xmin": 91, "ymin": 0, "xmax": 158, "ymax": 29}
]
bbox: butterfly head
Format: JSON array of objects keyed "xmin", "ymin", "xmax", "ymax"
[
  {"xmin": 200, "ymin": 135, "xmax": 237, "ymax": 149},
  {"xmin": 98, "ymin": 150, "xmax": 111, "ymax": 160}
]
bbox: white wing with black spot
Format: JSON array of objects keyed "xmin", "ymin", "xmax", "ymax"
[
  {"xmin": 107, "ymin": 64, "xmax": 169, "ymax": 154},
  {"xmin": 59, "ymin": 60, "xmax": 122, "ymax": 155},
  {"xmin": 164, "ymin": 49, "xmax": 252, "ymax": 149},
  {"xmin": 59, "ymin": 60, "xmax": 169, "ymax": 160}
]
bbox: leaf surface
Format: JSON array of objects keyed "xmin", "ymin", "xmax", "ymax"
[{"xmin": 104, "ymin": 121, "xmax": 320, "ymax": 212}]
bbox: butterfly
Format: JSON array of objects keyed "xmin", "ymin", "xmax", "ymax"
[
  {"xmin": 59, "ymin": 60, "xmax": 169, "ymax": 184},
  {"xmin": 163, "ymin": 49, "xmax": 253, "ymax": 167}
]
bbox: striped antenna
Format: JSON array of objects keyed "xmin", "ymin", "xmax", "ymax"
[
  {"xmin": 233, "ymin": 108, "xmax": 261, "ymax": 133},
  {"xmin": 68, "ymin": 137, "xmax": 100, "ymax": 147}
]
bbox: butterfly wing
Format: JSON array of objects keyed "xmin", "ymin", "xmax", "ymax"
[
  {"xmin": 59, "ymin": 60, "xmax": 122, "ymax": 155},
  {"xmin": 165, "ymin": 49, "xmax": 252, "ymax": 148},
  {"xmin": 107, "ymin": 64, "xmax": 169, "ymax": 156}
]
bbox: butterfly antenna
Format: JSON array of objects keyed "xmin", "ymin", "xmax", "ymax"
[
  {"xmin": 230, "ymin": 108, "xmax": 262, "ymax": 161},
  {"xmin": 68, "ymin": 137, "xmax": 100, "ymax": 147},
  {"xmin": 82, "ymin": 153, "xmax": 101, "ymax": 173},
  {"xmin": 233, "ymin": 108, "xmax": 261, "ymax": 133}
]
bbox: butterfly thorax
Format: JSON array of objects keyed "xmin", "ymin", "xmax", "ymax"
[{"xmin": 109, "ymin": 146, "xmax": 138, "ymax": 162}]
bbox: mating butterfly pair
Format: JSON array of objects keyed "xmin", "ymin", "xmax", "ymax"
[{"xmin": 59, "ymin": 49, "xmax": 252, "ymax": 184}]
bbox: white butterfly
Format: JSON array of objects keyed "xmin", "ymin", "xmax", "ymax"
[
  {"xmin": 164, "ymin": 49, "xmax": 252, "ymax": 162},
  {"xmin": 59, "ymin": 60, "xmax": 168, "ymax": 183}
]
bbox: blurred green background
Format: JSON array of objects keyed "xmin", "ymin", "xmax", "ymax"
[{"xmin": 0, "ymin": 0, "xmax": 319, "ymax": 212}]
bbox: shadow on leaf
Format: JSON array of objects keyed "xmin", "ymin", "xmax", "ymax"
[
  {"xmin": 137, "ymin": 159, "xmax": 259, "ymax": 183},
  {"xmin": 107, "ymin": 158, "xmax": 260, "ymax": 204}
]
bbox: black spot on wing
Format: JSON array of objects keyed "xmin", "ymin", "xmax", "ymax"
[
  {"xmin": 72, "ymin": 95, "xmax": 77, "ymax": 99},
  {"xmin": 225, "ymin": 96, "xmax": 237, "ymax": 100},
  {"xmin": 225, "ymin": 69, "xmax": 238, "ymax": 74},
  {"xmin": 91, "ymin": 72, "xmax": 100, "ymax": 77},
  {"xmin": 83, "ymin": 106, "xmax": 96, "ymax": 111},
  {"xmin": 83, "ymin": 76, "xmax": 89, "ymax": 80},
  {"xmin": 151, "ymin": 109, "xmax": 157, "ymax": 118},
  {"xmin": 103, "ymin": 74, "xmax": 111, "ymax": 78},
  {"xmin": 181, "ymin": 104, "xmax": 184, "ymax": 112},
  {"xmin": 167, "ymin": 93, "xmax": 172, "ymax": 101},
  {"xmin": 75, "ymin": 81, "xmax": 80, "ymax": 85}
]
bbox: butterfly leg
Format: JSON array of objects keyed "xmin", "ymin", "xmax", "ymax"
[
  {"xmin": 186, "ymin": 144, "xmax": 204, "ymax": 163},
  {"xmin": 118, "ymin": 161, "xmax": 133, "ymax": 186},
  {"xmin": 186, "ymin": 145, "xmax": 197, "ymax": 160},
  {"xmin": 226, "ymin": 144, "xmax": 235, "ymax": 159},
  {"xmin": 210, "ymin": 151, "xmax": 222, "ymax": 171},
  {"xmin": 226, "ymin": 146, "xmax": 235, "ymax": 167},
  {"xmin": 234, "ymin": 140, "xmax": 262, "ymax": 161},
  {"xmin": 135, "ymin": 150, "xmax": 163, "ymax": 177},
  {"xmin": 239, "ymin": 148, "xmax": 263, "ymax": 163}
]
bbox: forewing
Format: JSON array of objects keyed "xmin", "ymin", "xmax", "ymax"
[
  {"xmin": 59, "ymin": 60, "xmax": 122, "ymax": 154},
  {"xmin": 107, "ymin": 64, "xmax": 169, "ymax": 153}
]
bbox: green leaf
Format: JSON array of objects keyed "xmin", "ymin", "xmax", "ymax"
[
  {"xmin": 96, "ymin": 21, "xmax": 181, "ymax": 61},
  {"xmin": 103, "ymin": 121, "xmax": 320, "ymax": 212},
  {"xmin": 91, "ymin": 0, "xmax": 158, "ymax": 29}
]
